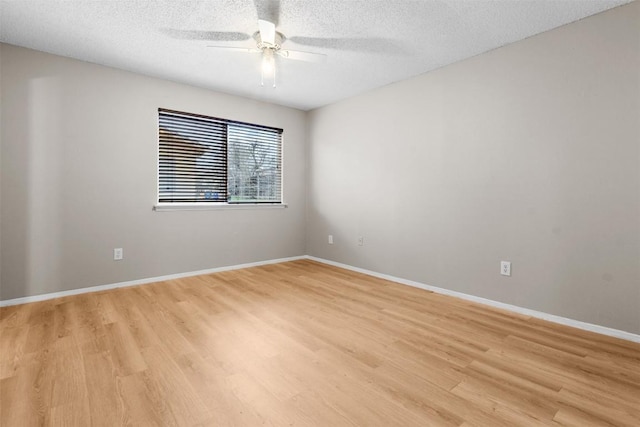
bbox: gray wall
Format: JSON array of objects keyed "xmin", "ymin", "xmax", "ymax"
[
  {"xmin": 306, "ymin": 3, "xmax": 640, "ymax": 334},
  {"xmin": 0, "ymin": 44, "xmax": 307, "ymax": 300}
]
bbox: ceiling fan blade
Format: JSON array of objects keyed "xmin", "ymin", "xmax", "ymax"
[
  {"xmin": 277, "ymin": 49, "xmax": 326, "ymax": 63},
  {"xmin": 253, "ymin": 0, "xmax": 280, "ymax": 26},
  {"xmin": 161, "ymin": 28, "xmax": 251, "ymax": 42},
  {"xmin": 258, "ymin": 19, "xmax": 276, "ymax": 46},
  {"xmin": 288, "ymin": 36, "xmax": 404, "ymax": 54},
  {"xmin": 207, "ymin": 46, "xmax": 261, "ymax": 54}
]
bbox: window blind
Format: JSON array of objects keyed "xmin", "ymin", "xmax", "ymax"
[
  {"xmin": 228, "ymin": 122, "xmax": 282, "ymax": 203},
  {"xmin": 158, "ymin": 108, "xmax": 282, "ymax": 204}
]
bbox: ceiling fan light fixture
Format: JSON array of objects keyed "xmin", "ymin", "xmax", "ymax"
[
  {"xmin": 262, "ymin": 49, "xmax": 275, "ymax": 74},
  {"xmin": 261, "ymin": 49, "xmax": 276, "ymax": 88}
]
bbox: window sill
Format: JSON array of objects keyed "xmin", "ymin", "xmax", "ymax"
[{"xmin": 153, "ymin": 203, "xmax": 288, "ymax": 212}]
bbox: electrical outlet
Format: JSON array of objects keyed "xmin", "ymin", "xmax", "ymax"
[
  {"xmin": 501, "ymin": 261, "xmax": 511, "ymax": 276},
  {"xmin": 114, "ymin": 248, "xmax": 123, "ymax": 261},
  {"xmin": 358, "ymin": 236, "xmax": 364, "ymax": 246},
  {"xmin": 328, "ymin": 235, "xmax": 334, "ymax": 244}
]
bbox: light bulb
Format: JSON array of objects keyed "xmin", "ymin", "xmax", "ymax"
[
  {"xmin": 261, "ymin": 50, "xmax": 274, "ymax": 75},
  {"xmin": 260, "ymin": 49, "xmax": 276, "ymax": 87}
]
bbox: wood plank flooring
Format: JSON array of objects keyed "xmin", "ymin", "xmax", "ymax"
[{"xmin": 1, "ymin": 259, "xmax": 639, "ymax": 426}]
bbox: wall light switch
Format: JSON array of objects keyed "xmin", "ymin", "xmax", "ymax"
[
  {"xmin": 328, "ymin": 235, "xmax": 334, "ymax": 244},
  {"xmin": 501, "ymin": 261, "xmax": 511, "ymax": 276},
  {"xmin": 114, "ymin": 248, "xmax": 123, "ymax": 261}
]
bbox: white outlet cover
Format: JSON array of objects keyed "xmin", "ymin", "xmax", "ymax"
[
  {"xmin": 114, "ymin": 248, "xmax": 123, "ymax": 260},
  {"xmin": 328, "ymin": 235, "xmax": 334, "ymax": 244},
  {"xmin": 501, "ymin": 261, "xmax": 511, "ymax": 276}
]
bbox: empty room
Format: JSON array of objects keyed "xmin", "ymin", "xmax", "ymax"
[{"xmin": 1, "ymin": 0, "xmax": 639, "ymax": 425}]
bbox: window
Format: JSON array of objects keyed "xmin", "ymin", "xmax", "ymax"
[{"xmin": 158, "ymin": 108, "xmax": 283, "ymax": 205}]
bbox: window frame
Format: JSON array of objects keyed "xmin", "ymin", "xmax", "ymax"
[{"xmin": 154, "ymin": 108, "xmax": 286, "ymax": 211}]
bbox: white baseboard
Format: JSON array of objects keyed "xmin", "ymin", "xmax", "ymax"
[
  {"xmin": 305, "ymin": 256, "xmax": 640, "ymax": 344},
  {"xmin": 0, "ymin": 255, "xmax": 306, "ymax": 308},
  {"xmin": 2, "ymin": 254, "xmax": 638, "ymax": 344}
]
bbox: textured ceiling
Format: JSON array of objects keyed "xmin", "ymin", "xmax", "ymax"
[{"xmin": 0, "ymin": 0, "xmax": 632, "ymax": 110}]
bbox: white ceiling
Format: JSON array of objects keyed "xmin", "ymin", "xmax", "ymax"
[{"xmin": 0, "ymin": 0, "xmax": 632, "ymax": 110}]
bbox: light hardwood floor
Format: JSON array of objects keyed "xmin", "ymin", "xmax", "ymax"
[{"xmin": 1, "ymin": 259, "xmax": 639, "ymax": 426}]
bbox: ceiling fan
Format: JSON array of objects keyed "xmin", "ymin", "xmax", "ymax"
[
  {"xmin": 207, "ymin": 19, "xmax": 326, "ymax": 87},
  {"xmin": 161, "ymin": 0, "xmax": 400, "ymax": 87}
]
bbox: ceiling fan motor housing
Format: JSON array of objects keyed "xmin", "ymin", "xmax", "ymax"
[{"xmin": 254, "ymin": 31, "xmax": 285, "ymax": 51}]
